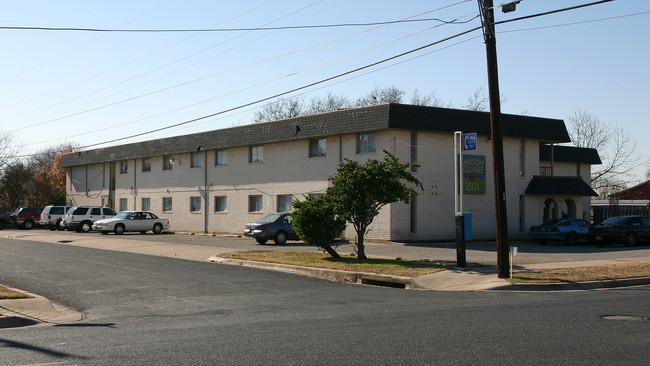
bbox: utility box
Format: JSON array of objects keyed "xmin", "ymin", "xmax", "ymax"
[{"xmin": 463, "ymin": 212, "xmax": 473, "ymax": 241}]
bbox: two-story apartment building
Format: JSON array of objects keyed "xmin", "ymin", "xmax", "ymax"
[{"xmin": 59, "ymin": 103, "xmax": 599, "ymax": 241}]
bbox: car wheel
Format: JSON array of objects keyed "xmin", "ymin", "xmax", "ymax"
[
  {"xmin": 0, "ymin": 221, "xmax": 5, "ymax": 230},
  {"xmin": 624, "ymin": 232, "xmax": 637, "ymax": 247},
  {"xmin": 80, "ymin": 221, "xmax": 92, "ymax": 233},
  {"xmin": 152, "ymin": 224, "xmax": 163, "ymax": 235},
  {"xmin": 23, "ymin": 220, "xmax": 34, "ymax": 230},
  {"xmin": 274, "ymin": 231, "xmax": 288, "ymax": 245},
  {"xmin": 256, "ymin": 238, "xmax": 268, "ymax": 245},
  {"xmin": 55, "ymin": 219, "xmax": 63, "ymax": 231},
  {"xmin": 535, "ymin": 239, "xmax": 547, "ymax": 245},
  {"xmin": 114, "ymin": 225, "xmax": 125, "ymax": 235},
  {"xmin": 564, "ymin": 232, "xmax": 577, "ymax": 246}
]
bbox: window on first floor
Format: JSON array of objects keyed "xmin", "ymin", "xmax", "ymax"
[
  {"xmin": 119, "ymin": 198, "xmax": 128, "ymax": 211},
  {"xmin": 141, "ymin": 197, "xmax": 151, "ymax": 211},
  {"xmin": 191, "ymin": 152, "xmax": 202, "ymax": 168},
  {"xmin": 214, "ymin": 196, "xmax": 227, "ymax": 212},
  {"xmin": 249, "ymin": 195, "xmax": 263, "ymax": 212},
  {"xmin": 277, "ymin": 195, "xmax": 293, "ymax": 212},
  {"xmin": 356, "ymin": 132, "xmax": 376, "ymax": 154},
  {"xmin": 190, "ymin": 196, "xmax": 201, "ymax": 212},
  {"xmin": 250, "ymin": 145, "xmax": 263, "ymax": 163},
  {"xmin": 163, "ymin": 197, "xmax": 173, "ymax": 212},
  {"xmin": 309, "ymin": 138, "xmax": 326, "ymax": 157}
]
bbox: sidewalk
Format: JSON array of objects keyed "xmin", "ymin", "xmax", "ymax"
[{"xmin": 2, "ymin": 231, "xmax": 650, "ymax": 329}]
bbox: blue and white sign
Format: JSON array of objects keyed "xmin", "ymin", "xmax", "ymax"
[{"xmin": 463, "ymin": 132, "xmax": 477, "ymax": 151}]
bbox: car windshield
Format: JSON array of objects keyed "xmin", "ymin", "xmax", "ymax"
[
  {"xmin": 258, "ymin": 213, "xmax": 283, "ymax": 223},
  {"xmin": 543, "ymin": 219, "xmax": 563, "ymax": 226},
  {"xmin": 114, "ymin": 212, "xmax": 131, "ymax": 219}
]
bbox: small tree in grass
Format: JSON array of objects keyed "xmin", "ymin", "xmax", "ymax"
[
  {"xmin": 328, "ymin": 151, "xmax": 422, "ymax": 259},
  {"xmin": 291, "ymin": 195, "xmax": 346, "ymax": 258}
]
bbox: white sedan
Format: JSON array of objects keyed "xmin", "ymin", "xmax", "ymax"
[{"xmin": 92, "ymin": 211, "xmax": 170, "ymax": 235}]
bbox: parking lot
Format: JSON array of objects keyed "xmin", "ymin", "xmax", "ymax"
[{"xmin": 3, "ymin": 226, "xmax": 650, "ymax": 267}]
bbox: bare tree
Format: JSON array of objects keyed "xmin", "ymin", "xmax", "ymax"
[
  {"xmin": 568, "ymin": 110, "xmax": 646, "ymax": 196},
  {"xmin": 253, "ymin": 96, "xmax": 306, "ymax": 122},
  {"xmin": 306, "ymin": 92, "xmax": 351, "ymax": 114},
  {"xmin": 0, "ymin": 131, "xmax": 17, "ymax": 169},
  {"xmin": 409, "ymin": 89, "xmax": 447, "ymax": 107},
  {"xmin": 355, "ymin": 86, "xmax": 405, "ymax": 107},
  {"xmin": 462, "ymin": 86, "xmax": 489, "ymax": 111}
]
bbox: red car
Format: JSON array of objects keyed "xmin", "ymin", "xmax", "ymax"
[{"xmin": 11, "ymin": 207, "xmax": 44, "ymax": 230}]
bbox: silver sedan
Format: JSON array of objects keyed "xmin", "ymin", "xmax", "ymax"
[{"xmin": 92, "ymin": 211, "xmax": 169, "ymax": 235}]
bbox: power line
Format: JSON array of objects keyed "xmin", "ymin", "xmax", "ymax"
[{"xmin": 0, "ymin": 16, "xmax": 477, "ymax": 33}]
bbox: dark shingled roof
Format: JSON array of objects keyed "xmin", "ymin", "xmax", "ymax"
[
  {"xmin": 60, "ymin": 103, "xmax": 570, "ymax": 168},
  {"xmin": 525, "ymin": 176, "xmax": 598, "ymax": 196},
  {"xmin": 539, "ymin": 145, "xmax": 602, "ymax": 164}
]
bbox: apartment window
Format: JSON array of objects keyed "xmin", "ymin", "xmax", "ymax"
[
  {"xmin": 191, "ymin": 152, "xmax": 202, "ymax": 168},
  {"xmin": 163, "ymin": 197, "xmax": 173, "ymax": 212},
  {"xmin": 249, "ymin": 195, "xmax": 263, "ymax": 212},
  {"xmin": 357, "ymin": 132, "xmax": 376, "ymax": 154},
  {"xmin": 309, "ymin": 138, "xmax": 326, "ymax": 157},
  {"xmin": 277, "ymin": 195, "xmax": 293, "ymax": 212},
  {"xmin": 214, "ymin": 196, "xmax": 227, "ymax": 212},
  {"xmin": 576, "ymin": 163, "xmax": 581, "ymax": 177},
  {"xmin": 519, "ymin": 195, "xmax": 526, "ymax": 232},
  {"xmin": 190, "ymin": 197, "xmax": 201, "ymax": 212},
  {"xmin": 120, "ymin": 160, "xmax": 128, "ymax": 174},
  {"xmin": 142, "ymin": 198, "xmax": 151, "ymax": 211},
  {"xmin": 163, "ymin": 155, "xmax": 173, "ymax": 171},
  {"xmin": 250, "ymin": 145, "xmax": 263, "ymax": 163},
  {"xmin": 119, "ymin": 198, "xmax": 128, "ymax": 211},
  {"xmin": 410, "ymin": 131, "xmax": 417, "ymax": 172},
  {"xmin": 142, "ymin": 158, "xmax": 151, "ymax": 172},
  {"xmin": 519, "ymin": 138, "xmax": 526, "ymax": 177},
  {"xmin": 410, "ymin": 193, "xmax": 417, "ymax": 233},
  {"xmin": 215, "ymin": 149, "xmax": 227, "ymax": 166}
]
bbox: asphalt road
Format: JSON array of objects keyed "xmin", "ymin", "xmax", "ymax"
[{"xmin": 1, "ymin": 236, "xmax": 649, "ymax": 365}]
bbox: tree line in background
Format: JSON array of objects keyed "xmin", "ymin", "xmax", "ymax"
[
  {"xmin": 0, "ymin": 86, "xmax": 646, "ymax": 209},
  {"xmin": 0, "ymin": 139, "xmax": 74, "ymax": 209}
]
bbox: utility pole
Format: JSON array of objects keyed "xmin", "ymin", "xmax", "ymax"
[{"xmin": 478, "ymin": 0, "xmax": 510, "ymax": 278}]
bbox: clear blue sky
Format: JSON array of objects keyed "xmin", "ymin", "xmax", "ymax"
[{"xmin": 1, "ymin": 0, "xmax": 648, "ymax": 180}]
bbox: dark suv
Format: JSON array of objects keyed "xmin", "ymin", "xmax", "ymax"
[
  {"xmin": 11, "ymin": 207, "xmax": 44, "ymax": 230},
  {"xmin": 593, "ymin": 215, "xmax": 650, "ymax": 247},
  {"xmin": 0, "ymin": 208, "xmax": 14, "ymax": 230}
]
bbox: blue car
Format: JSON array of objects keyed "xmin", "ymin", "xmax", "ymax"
[{"xmin": 528, "ymin": 218, "xmax": 593, "ymax": 245}]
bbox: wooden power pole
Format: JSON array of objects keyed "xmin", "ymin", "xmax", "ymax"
[{"xmin": 478, "ymin": 0, "xmax": 510, "ymax": 278}]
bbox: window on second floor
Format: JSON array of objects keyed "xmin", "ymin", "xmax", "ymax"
[
  {"xmin": 120, "ymin": 160, "xmax": 128, "ymax": 174},
  {"xmin": 309, "ymin": 138, "xmax": 326, "ymax": 157},
  {"xmin": 163, "ymin": 155, "xmax": 173, "ymax": 171},
  {"xmin": 250, "ymin": 145, "xmax": 263, "ymax": 163},
  {"xmin": 142, "ymin": 158, "xmax": 151, "ymax": 172},
  {"xmin": 357, "ymin": 132, "xmax": 376, "ymax": 154},
  {"xmin": 191, "ymin": 152, "xmax": 202, "ymax": 168},
  {"xmin": 215, "ymin": 149, "xmax": 227, "ymax": 166}
]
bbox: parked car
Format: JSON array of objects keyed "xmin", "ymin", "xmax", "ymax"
[
  {"xmin": 10, "ymin": 207, "xmax": 44, "ymax": 230},
  {"xmin": 39, "ymin": 205, "xmax": 72, "ymax": 231},
  {"xmin": 244, "ymin": 213, "xmax": 299, "ymax": 245},
  {"xmin": 528, "ymin": 218, "xmax": 593, "ymax": 245},
  {"xmin": 92, "ymin": 211, "xmax": 169, "ymax": 235},
  {"xmin": 61, "ymin": 206, "xmax": 118, "ymax": 232},
  {"xmin": 0, "ymin": 208, "xmax": 15, "ymax": 230},
  {"xmin": 593, "ymin": 215, "xmax": 650, "ymax": 247}
]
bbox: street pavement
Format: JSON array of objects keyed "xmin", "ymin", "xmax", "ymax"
[{"xmin": 2, "ymin": 229, "xmax": 650, "ymax": 329}]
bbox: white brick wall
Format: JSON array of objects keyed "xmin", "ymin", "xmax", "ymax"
[{"xmin": 65, "ymin": 129, "xmax": 593, "ymax": 240}]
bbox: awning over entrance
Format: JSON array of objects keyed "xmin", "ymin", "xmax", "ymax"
[{"xmin": 525, "ymin": 176, "xmax": 598, "ymax": 196}]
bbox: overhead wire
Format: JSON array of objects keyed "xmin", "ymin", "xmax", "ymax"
[{"xmin": 6, "ymin": 4, "xmax": 476, "ymax": 134}]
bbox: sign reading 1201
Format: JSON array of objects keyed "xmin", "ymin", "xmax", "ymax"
[{"xmin": 463, "ymin": 132, "xmax": 477, "ymax": 151}]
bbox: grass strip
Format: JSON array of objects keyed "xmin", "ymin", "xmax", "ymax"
[
  {"xmin": 0, "ymin": 285, "xmax": 32, "ymax": 300},
  {"xmin": 511, "ymin": 262, "xmax": 650, "ymax": 283},
  {"xmin": 219, "ymin": 251, "xmax": 450, "ymax": 277}
]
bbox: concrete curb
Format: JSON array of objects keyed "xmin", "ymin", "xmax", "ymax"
[
  {"xmin": 497, "ymin": 276, "xmax": 650, "ymax": 291},
  {"xmin": 209, "ymin": 256, "xmax": 413, "ymax": 288}
]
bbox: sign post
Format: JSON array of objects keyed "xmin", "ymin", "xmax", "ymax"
[{"xmin": 454, "ymin": 132, "xmax": 477, "ymax": 268}]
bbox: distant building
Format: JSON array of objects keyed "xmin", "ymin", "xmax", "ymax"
[
  {"xmin": 60, "ymin": 103, "xmax": 600, "ymax": 241},
  {"xmin": 592, "ymin": 180, "xmax": 650, "ymax": 223}
]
